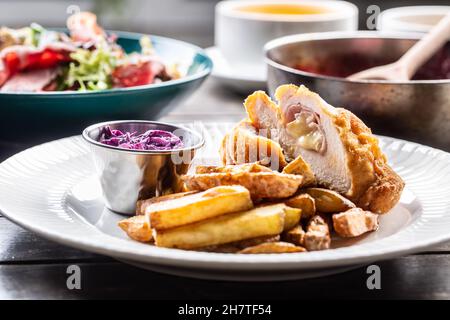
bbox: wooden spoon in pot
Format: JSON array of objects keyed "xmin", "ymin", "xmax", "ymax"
[{"xmin": 347, "ymin": 12, "xmax": 450, "ymax": 81}]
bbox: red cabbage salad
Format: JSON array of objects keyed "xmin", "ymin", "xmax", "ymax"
[
  {"xmin": 0, "ymin": 12, "xmax": 180, "ymax": 92},
  {"xmin": 99, "ymin": 126, "xmax": 184, "ymax": 151}
]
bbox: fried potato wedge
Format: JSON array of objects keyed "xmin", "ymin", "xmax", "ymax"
[
  {"xmin": 136, "ymin": 191, "xmax": 198, "ymax": 215},
  {"xmin": 118, "ymin": 215, "xmax": 153, "ymax": 243},
  {"xmin": 305, "ymin": 188, "xmax": 355, "ymax": 213},
  {"xmin": 282, "ymin": 155, "xmax": 316, "ymax": 186},
  {"xmin": 199, "ymin": 235, "xmax": 280, "ymax": 253},
  {"xmin": 195, "ymin": 163, "xmax": 272, "ymax": 174},
  {"xmin": 238, "ymin": 241, "xmax": 306, "ymax": 254},
  {"xmin": 285, "ymin": 193, "xmax": 316, "ymax": 218},
  {"xmin": 257, "ymin": 203, "xmax": 301, "ymax": 230},
  {"xmin": 154, "ymin": 204, "xmax": 285, "ymax": 249},
  {"xmin": 283, "ymin": 206, "xmax": 302, "ymax": 231},
  {"xmin": 183, "ymin": 164, "xmax": 303, "ymax": 200},
  {"xmin": 234, "ymin": 235, "xmax": 281, "ymax": 249},
  {"xmin": 282, "ymin": 225, "xmax": 306, "ymax": 246},
  {"xmin": 149, "ymin": 185, "xmax": 253, "ymax": 230},
  {"xmin": 197, "ymin": 244, "xmax": 241, "ymax": 253},
  {"xmin": 333, "ymin": 208, "xmax": 379, "ymax": 237},
  {"xmin": 304, "ymin": 215, "xmax": 331, "ymax": 251}
]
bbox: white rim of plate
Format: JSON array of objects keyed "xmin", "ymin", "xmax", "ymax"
[{"xmin": 0, "ymin": 124, "xmax": 450, "ymax": 271}]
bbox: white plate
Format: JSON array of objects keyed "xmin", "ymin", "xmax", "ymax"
[
  {"xmin": 1, "ymin": 123, "xmax": 450, "ymax": 281},
  {"xmin": 205, "ymin": 47, "xmax": 267, "ymax": 93}
]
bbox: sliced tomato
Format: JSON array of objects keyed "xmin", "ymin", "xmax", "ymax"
[
  {"xmin": 0, "ymin": 52, "xmax": 19, "ymax": 86},
  {"xmin": 26, "ymin": 49, "xmax": 71, "ymax": 69}
]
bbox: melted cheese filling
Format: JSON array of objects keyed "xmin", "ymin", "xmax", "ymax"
[{"xmin": 286, "ymin": 110, "xmax": 325, "ymax": 153}]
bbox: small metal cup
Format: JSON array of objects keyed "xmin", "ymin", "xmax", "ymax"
[{"xmin": 82, "ymin": 120, "xmax": 204, "ymax": 215}]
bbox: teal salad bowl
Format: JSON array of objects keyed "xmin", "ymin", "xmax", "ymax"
[{"xmin": 0, "ymin": 31, "xmax": 212, "ymax": 144}]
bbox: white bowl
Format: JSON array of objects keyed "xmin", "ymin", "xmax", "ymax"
[
  {"xmin": 215, "ymin": 0, "xmax": 358, "ymax": 69},
  {"xmin": 378, "ymin": 6, "xmax": 450, "ymax": 33}
]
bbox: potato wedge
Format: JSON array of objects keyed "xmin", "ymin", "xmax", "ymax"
[
  {"xmin": 118, "ymin": 215, "xmax": 153, "ymax": 243},
  {"xmin": 136, "ymin": 191, "xmax": 198, "ymax": 215},
  {"xmin": 305, "ymin": 188, "xmax": 355, "ymax": 213},
  {"xmin": 333, "ymin": 208, "xmax": 379, "ymax": 237},
  {"xmin": 149, "ymin": 185, "xmax": 253, "ymax": 230},
  {"xmin": 283, "ymin": 206, "xmax": 302, "ymax": 231},
  {"xmin": 233, "ymin": 235, "xmax": 280, "ymax": 249},
  {"xmin": 195, "ymin": 163, "xmax": 272, "ymax": 174},
  {"xmin": 183, "ymin": 165, "xmax": 304, "ymax": 200},
  {"xmin": 154, "ymin": 204, "xmax": 285, "ymax": 249},
  {"xmin": 197, "ymin": 244, "xmax": 240, "ymax": 253},
  {"xmin": 282, "ymin": 225, "xmax": 306, "ymax": 246},
  {"xmin": 258, "ymin": 203, "xmax": 301, "ymax": 230},
  {"xmin": 285, "ymin": 193, "xmax": 316, "ymax": 218},
  {"xmin": 199, "ymin": 235, "xmax": 280, "ymax": 253},
  {"xmin": 304, "ymin": 215, "xmax": 331, "ymax": 251},
  {"xmin": 282, "ymin": 155, "xmax": 316, "ymax": 186},
  {"xmin": 238, "ymin": 242, "xmax": 306, "ymax": 254}
]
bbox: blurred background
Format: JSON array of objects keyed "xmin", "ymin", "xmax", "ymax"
[
  {"xmin": 1, "ymin": 0, "xmax": 449, "ymax": 47},
  {"xmin": 1, "ymin": 0, "xmax": 449, "ymax": 150}
]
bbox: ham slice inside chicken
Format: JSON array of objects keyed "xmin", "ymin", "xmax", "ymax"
[{"xmin": 284, "ymin": 104, "xmax": 326, "ymax": 154}]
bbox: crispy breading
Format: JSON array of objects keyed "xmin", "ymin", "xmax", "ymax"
[
  {"xmin": 332, "ymin": 108, "xmax": 405, "ymax": 213},
  {"xmin": 333, "ymin": 208, "xmax": 379, "ymax": 237},
  {"xmin": 220, "ymin": 119, "xmax": 287, "ymax": 170}
]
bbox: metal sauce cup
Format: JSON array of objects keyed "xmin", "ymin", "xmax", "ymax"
[{"xmin": 82, "ymin": 120, "xmax": 204, "ymax": 215}]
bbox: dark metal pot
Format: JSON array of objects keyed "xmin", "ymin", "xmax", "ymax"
[{"xmin": 265, "ymin": 31, "xmax": 450, "ymax": 151}]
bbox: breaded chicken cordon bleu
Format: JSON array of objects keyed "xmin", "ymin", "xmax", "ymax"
[{"xmin": 221, "ymin": 84, "xmax": 404, "ymax": 214}]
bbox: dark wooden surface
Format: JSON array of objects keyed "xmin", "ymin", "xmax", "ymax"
[{"xmin": 1, "ymin": 79, "xmax": 450, "ymax": 300}]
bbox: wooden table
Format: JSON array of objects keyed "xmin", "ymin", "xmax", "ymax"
[{"xmin": 1, "ymin": 79, "xmax": 450, "ymax": 300}]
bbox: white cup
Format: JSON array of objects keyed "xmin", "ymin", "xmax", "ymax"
[
  {"xmin": 378, "ymin": 6, "xmax": 450, "ymax": 33},
  {"xmin": 215, "ymin": 0, "xmax": 358, "ymax": 70}
]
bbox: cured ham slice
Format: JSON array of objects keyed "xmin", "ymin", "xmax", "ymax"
[
  {"xmin": 112, "ymin": 59, "xmax": 166, "ymax": 88},
  {"xmin": 0, "ymin": 43, "xmax": 74, "ymax": 87},
  {"xmin": 0, "ymin": 68, "xmax": 58, "ymax": 92}
]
